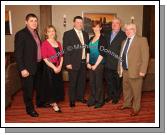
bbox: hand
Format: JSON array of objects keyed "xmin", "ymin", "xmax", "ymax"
[
  {"xmin": 118, "ymin": 71, "xmax": 122, "ymax": 78},
  {"xmin": 87, "ymin": 64, "xmax": 92, "ymax": 69},
  {"xmin": 118, "ymin": 67, "xmax": 123, "ymax": 77},
  {"xmin": 139, "ymin": 72, "xmax": 145, "ymax": 77},
  {"xmin": 66, "ymin": 64, "xmax": 72, "ymax": 70},
  {"xmin": 91, "ymin": 65, "xmax": 97, "ymax": 71},
  {"xmin": 21, "ymin": 69, "xmax": 29, "ymax": 78},
  {"xmin": 57, "ymin": 66, "xmax": 62, "ymax": 73},
  {"xmin": 53, "ymin": 67, "xmax": 59, "ymax": 74}
]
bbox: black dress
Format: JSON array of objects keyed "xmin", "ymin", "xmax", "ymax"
[{"xmin": 38, "ymin": 47, "xmax": 64, "ymax": 105}]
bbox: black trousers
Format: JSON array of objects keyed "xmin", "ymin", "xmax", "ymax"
[
  {"xmin": 105, "ymin": 68, "xmax": 122, "ymax": 101},
  {"xmin": 87, "ymin": 64, "xmax": 104, "ymax": 105},
  {"xmin": 21, "ymin": 62, "xmax": 42, "ymax": 111},
  {"xmin": 68, "ymin": 61, "xmax": 86, "ymax": 103}
]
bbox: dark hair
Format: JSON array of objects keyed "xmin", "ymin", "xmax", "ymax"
[
  {"xmin": 92, "ymin": 20, "xmax": 102, "ymax": 28},
  {"xmin": 25, "ymin": 13, "xmax": 38, "ymax": 21},
  {"xmin": 73, "ymin": 16, "xmax": 83, "ymax": 22}
]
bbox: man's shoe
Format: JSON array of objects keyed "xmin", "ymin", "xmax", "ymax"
[
  {"xmin": 112, "ymin": 99, "xmax": 119, "ymax": 104},
  {"xmin": 87, "ymin": 102, "xmax": 95, "ymax": 107},
  {"xmin": 130, "ymin": 110, "xmax": 140, "ymax": 116},
  {"xmin": 27, "ymin": 110, "xmax": 39, "ymax": 117},
  {"xmin": 118, "ymin": 106, "xmax": 131, "ymax": 110},
  {"xmin": 105, "ymin": 97, "xmax": 112, "ymax": 103},
  {"xmin": 94, "ymin": 103, "xmax": 104, "ymax": 109},
  {"xmin": 77, "ymin": 99, "xmax": 87, "ymax": 104},
  {"xmin": 70, "ymin": 102, "xmax": 75, "ymax": 107}
]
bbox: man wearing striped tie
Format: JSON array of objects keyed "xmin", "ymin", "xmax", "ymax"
[{"xmin": 118, "ymin": 23, "xmax": 149, "ymax": 116}]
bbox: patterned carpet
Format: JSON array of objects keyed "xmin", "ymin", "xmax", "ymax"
[{"xmin": 5, "ymin": 82, "xmax": 155, "ymax": 123}]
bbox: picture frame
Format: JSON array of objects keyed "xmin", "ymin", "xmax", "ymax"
[
  {"xmin": 5, "ymin": 10, "xmax": 12, "ymax": 35},
  {"xmin": 83, "ymin": 12, "xmax": 116, "ymax": 35}
]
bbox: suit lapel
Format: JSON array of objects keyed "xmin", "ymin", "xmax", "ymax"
[
  {"xmin": 110, "ymin": 30, "xmax": 121, "ymax": 44},
  {"xmin": 120, "ymin": 40, "xmax": 126, "ymax": 57},
  {"xmin": 106, "ymin": 31, "xmax": 111, "ymax": 45},
  {"xmin": 82, "ymin": 31, "xmax": 87, "ymax": 45},
  {"xmin": 128, "ymin": 35, "xmax": 137, "ymax": 55},
  {"xmin": 24, "ymin": 27, "xmax": 37, "ymax": 46}
]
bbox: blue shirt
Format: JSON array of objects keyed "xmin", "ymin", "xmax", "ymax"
[{"xmin": 110, "ymin": 31, "xmax": 118, "ymax": 44}]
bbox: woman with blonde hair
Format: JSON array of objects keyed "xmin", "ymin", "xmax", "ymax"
[{"xmin": 39, "ymin": 25, "xmax": 64, "ymax": 112}]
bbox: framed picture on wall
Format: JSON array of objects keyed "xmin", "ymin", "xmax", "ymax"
[
  {"xmin": 82, "ymin": 12, "xmax": 116, "ymax": 36},
  {"xmin": 5, "ymin": 10, "xmax": 12, "ymax": 35}
]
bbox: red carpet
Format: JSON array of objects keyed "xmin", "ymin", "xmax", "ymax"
[{"xmin": 5, "ymin": 82, "xmax": 155, "ymax": 123}]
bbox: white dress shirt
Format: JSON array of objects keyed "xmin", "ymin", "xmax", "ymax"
[
  {"xmin": 119, "ymin": 34, "xmax": 135, "ymax": 77},
  {"xmin": 74, "ymin": 28, "xmax": 85, "ymax": 59},
  {"xmin": 120, "ymin": 34, "xmax": 135, "ymax": 68}
]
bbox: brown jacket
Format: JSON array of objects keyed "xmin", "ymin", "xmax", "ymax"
[{"xmin": 118, "ymin": 35, "xmax": 149, "ymax": 78}]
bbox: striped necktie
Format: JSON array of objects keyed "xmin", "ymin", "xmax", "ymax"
[{"xmin": 122, "ymin": 38, "xmax": 131, "ymax": 70}]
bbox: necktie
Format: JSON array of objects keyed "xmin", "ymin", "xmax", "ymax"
[
  {"xmin": 122, "ymin": 38, "xmax": 131, "ymax": 70},
  {"xmin": 78, "ymin": 31, "xmax": 84, "ymax": 45},
  {"xmin": 78, "ymin": 31, "xmax": 85, "ymax": 59}
]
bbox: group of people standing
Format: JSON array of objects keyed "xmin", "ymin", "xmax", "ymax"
[{"xmin": 14, "ymin": 13, "xmax": 149, "ymax": 118}]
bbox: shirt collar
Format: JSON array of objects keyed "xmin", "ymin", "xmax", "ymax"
[
  {"xmin": 128, "ymin": 34, "xmax": 135, "ymax": 41},
  {"xmin": 27, "ymin": 26, "xmax": 36, "ymax": 34},
  {"xmin": 74, "ymin": 27, "xmax": 82, "ymax": 33},
  {"xmin": 112, "ymin": 29, "xmax": 120, "ymax": 34}
]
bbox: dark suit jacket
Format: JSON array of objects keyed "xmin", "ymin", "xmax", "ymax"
[
  {"xmin": 63, "ymin": 28, "xmax": 89, "ymax": 70},
  {"xmin": 104, "ymin": 30, "xmax": 126, "ymax": 70},
  {"xmin": 14, "ymin": 27, "xmax": 40, "ymax": 75}
]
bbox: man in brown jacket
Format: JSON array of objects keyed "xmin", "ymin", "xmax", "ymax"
[{"xmin": 118, "ymin": 23, "xmax": 149, "ymax": 116}]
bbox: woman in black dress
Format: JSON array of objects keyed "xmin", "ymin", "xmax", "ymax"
[{"xmin": 40, "ymin": 25, "xmax": 64, "ymax": 112}]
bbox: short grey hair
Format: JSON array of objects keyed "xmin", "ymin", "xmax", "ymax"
[
  {"xmin": 124, "ymin": 23, "xmax": 137, "ymax": 33},
  {"xmin": 112, "ymin": 17, "xmax": 122, "ymax": 24}
]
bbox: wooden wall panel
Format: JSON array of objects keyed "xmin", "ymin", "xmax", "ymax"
[
  {"xmin": 40, "ymin": 5, "xmax": 52, "ymax": 37},
  {"xmin": 142, "ymin": 5, "xmax": 155, "ymax": 58}
]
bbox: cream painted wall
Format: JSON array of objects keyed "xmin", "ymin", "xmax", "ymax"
[
  {"xmin": 52, "ymin": 5, "xmax": 143, "ymax": 43},
  {"xmin": 5, "ymin": 5, "xmax": 143, "ymax": 52},
  {"xmin": 5, "ymin": 5, "xmax": 40, "ymax": 52}
]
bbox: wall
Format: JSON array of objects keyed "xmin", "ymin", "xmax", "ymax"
[
  {"xmin": 5, "ymin": 5, "xmax": 40, "ymax": 52},
  {"xmin": 5, "ymin": 5, "xmax": 143, "ymax": 52},
  {"xmin": 52, "ymin": 5, "xmax": 143, "ymax": 43}
]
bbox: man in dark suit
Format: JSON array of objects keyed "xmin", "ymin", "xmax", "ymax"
[
  {"xmin": 14, "ymin": 13, "xmax": 42, "ymax": 117},
  {"xmin": 63, "ymin": 16, "xmax": 89, "ymax": 107},
  {"xmin": 118, "ymin": 23, "xmax": 149, "ymax": 116},
  {"xmin": 104, "ymin": 17, "xmax": 126, "ymax": 104}
]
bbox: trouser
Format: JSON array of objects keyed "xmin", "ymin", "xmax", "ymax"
[
  {"xmin": 122, "ymin": 70, "xmax": 143, "ymax": 112},
  {"xmin": 87, "ymin": 64, "xmax": 104, "ymax": 105},
  {"xmin": 68, "ymin": 60, "xmax": 86, "ymax": 102},
  {"xmin": 21, "ymin": 62, "xmax": 42, "ymax": 111},
  {"xmin": 105, "ymin": 68, "xmax": 122, "ymax": 101}
]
